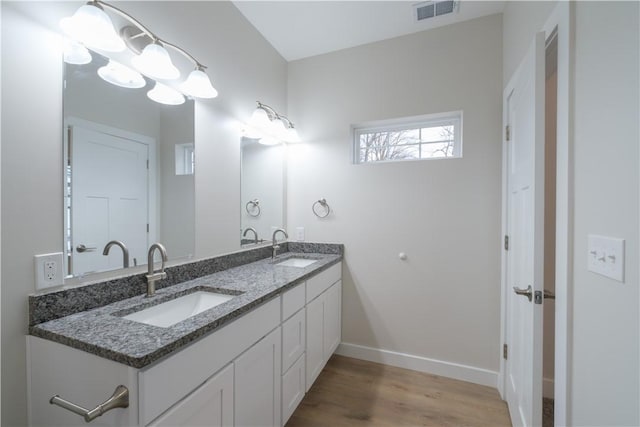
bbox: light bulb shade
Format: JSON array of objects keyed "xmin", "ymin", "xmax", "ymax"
[
  {"xmin": 243, "ymin": 126, "xmax": 263, "ymax": 139},
  {"xmin": 60, "ymin": 4, "xmax": 125, "ymax": 52},
  {"xmin": 180, "ymin": 69, "xmax": 218, "ymax": 98},
  {"xmin": 63, "ymin": 39, "xmax": 92, "ymax": 65},
  {"xmin": 284, "ymin": 127, "xmax": 301, "ymax": 143},
  {"xmin": 132, "ymin": 43, "xmax": 180, "ymax": 80},
  {"xmin": 98, "ymin": 60, "xmax": 146, "ymax": 88},
  {"xmin": 249, "ymin": 107, "xmax": 271, "ymax": 131},
  {"xmin": 270, "ymin": 117, "xmax": 288, "ymax": 140},
  {"xmin": 147, "ymin": 82, "xmax": 185, "ymax": 105}
]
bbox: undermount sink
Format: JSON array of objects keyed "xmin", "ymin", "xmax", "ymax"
[
  {"xmin": 277, "ymin": 258, "xmax": 318, "ymax": 268},
  {"xmin": 123, "ymin": 290, "xmax": 236, "ymax": 328}
]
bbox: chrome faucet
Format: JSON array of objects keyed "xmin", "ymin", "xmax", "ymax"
[
  {"xmin": 146, "ymin": 243, "xmax": 168, "ymax": 297},
  {"xmin": 271, "ymin": 228, "xmax": 288, "ymax": 259},
  {"xmin": 243, "ymin": 227, "xmax": 259, "ymax": 244},
  {"xmin": 102, "ymin": 240, "xmax": 130, "ymax": 269}
]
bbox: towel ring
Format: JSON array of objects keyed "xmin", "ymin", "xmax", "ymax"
[
  {"xmin": 246, "ymin": 199, "xmax": 261, "ymax": 217},
  {"xmin": 312, "ymin": 198, "xmax": 331, "ymax": 218}
]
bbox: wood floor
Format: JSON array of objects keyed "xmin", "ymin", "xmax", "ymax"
[{"xmin": 286, "ymin": 355, "xmax": 511, "ymax": 427}]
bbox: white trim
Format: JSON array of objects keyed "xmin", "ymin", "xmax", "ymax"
[
  {"xmin": 499, "ymin": 3, "xmax": 572, "ymax": 426},
  {"xmin": 336, "ymin": 342, "xmax": 498, "ymax": 388}
]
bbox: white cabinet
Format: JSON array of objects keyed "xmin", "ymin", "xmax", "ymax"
[
  {"xmin": 28, "ymin": 261, "xmax": 342, "ymax": 427},
  {"xmin": 305, "ymin": 295, "xmax": 325, "ymax": 390},
  {"xmin": 149, "ymin": 363, "xmax": 233, "ymax": 427},
  {"xmin": 306, "ymin": 279, "xmax": 342, "ymax": 391},
  {"xmin": 281, "ymin": 354, "xmax": 305, "ymax": 425},
  {"xmin": 235, "ymin": 327, "xmax": 282, "ymax": 427},
  {"xmin": 282, "ymin": 308, "xmax": 306, "ymax": 373},
  {"xmin": 324, "ymin": 280, "xmax": 342, "ymax": 358}
]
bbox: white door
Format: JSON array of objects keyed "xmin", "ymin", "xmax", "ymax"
[
  {"xmin": 505, "ymin": 32, "xmax": 545, "ymax": 427},
  {"xmin": 70, "ymin": 125, "xmax": 148, "ymax": 276}
]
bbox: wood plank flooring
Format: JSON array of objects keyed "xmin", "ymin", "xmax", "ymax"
[{"xmin": 286, "ymin": 355, "xmax": 511, "ymax": 427}]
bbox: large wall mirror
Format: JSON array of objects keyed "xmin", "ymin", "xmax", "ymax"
[
  {"xmin": 63, "ymin": 50, "xmax": 195, "ymax": 278},
  {"xmin": 240, "ymin": 140, "xmax": 286, "ymax": 247}
]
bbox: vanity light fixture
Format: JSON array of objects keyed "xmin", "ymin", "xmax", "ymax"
[
  {"xmin": 247, "ymin": 101, "xmax": 301, "ymax": 144},
  {"xmin": 98, "ymin": 60, "xmax": 146, "ymax": 88},
  {"xmin": 60, "ymin": 0, "xmax": 218, "ymax": 101}
]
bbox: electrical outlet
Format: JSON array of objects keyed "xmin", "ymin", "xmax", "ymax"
[
  {"xmin": 34, "ymin": 253, "xmax": 64, "ymax": 290},
  {"xmin": 296, "ymin": 227, "xmax": 305, "ymax": 242}
]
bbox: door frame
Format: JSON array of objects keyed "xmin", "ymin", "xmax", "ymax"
[
  {"xmin": 63, "ymin": 117, "xmax": 158, "ymax": 277},
  {"xmin": 498, "ymin": 3, "xmax": 573, "ymax": 426}
]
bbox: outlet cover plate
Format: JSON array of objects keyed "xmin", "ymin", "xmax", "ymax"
[{"xmin": 34, "ymin": 252, "xmax": 64, "ymax": 290}]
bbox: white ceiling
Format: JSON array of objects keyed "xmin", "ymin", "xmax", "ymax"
[{"xmin": 232, "ymin": 1, "xmax": 505, "ymax": 61}]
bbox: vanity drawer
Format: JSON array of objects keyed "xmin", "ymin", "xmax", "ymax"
[
  {"xmin": 282, "ymin": 353, "xmax": 305, "ymax": 426},
  {"xmin": 282, "ymin": 282, "xmax": 305, "ymax": 321},
  {"xmin": 282, "ymin": 308, "xmax": 306, "ymax": 373},
  {"xmin": 139, "ymin": 297, "xmax": 281, "ymax": 426},
  {"xmin": 306, "ymin": 262, "xmax": 341, "ymax": 303}
]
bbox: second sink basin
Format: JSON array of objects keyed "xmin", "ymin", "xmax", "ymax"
[
  {"xmin": 277, "ymin": 258, "xmax": 318, "ymax": 268},
  {"xmin": 123, "ymin": 290, "xmax": 236, "ymax": 328}
]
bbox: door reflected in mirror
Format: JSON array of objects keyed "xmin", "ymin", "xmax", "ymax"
[
  {"xmin": 240, "ymin": 140, "xmax": 285, "ymax": 246},
  {"xmin": 63, "ymin": 50, "xmax": 195, "ymax": 278}
]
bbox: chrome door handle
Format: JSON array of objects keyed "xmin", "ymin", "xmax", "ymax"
[
  {"xmin": 513, "ymin": 285, "xmax": 533, "ymax": 302},
  {"xmin": 76, "ymin": 244, "xmax": 96, "ymax": 253},
  {"xmin": 544, "ymin": 290, "xmax": 555, "ymax": 300}
]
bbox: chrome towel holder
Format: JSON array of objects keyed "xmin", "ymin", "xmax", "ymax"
[
  {"xmin": 312, "ymin": 198, "xmax": 331, "ymax": 218},
  {"xmin": 245, "ymin": 199, "xmax": 261, "ymax": 217},
  {"xmin": 50, "ymin": 385, "xmax": 129, "ymax": 422}
]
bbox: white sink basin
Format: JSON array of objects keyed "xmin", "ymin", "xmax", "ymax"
[
  {"xmin": 123, "ymin": 291, "xmax": 235, "ymax": 328},
  {"xmin": 277, "ymin": 258, "xmax": 318, "ymax": 268}
]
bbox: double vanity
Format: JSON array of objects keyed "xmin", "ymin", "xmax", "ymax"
[{"xmin": 27, "ymin": 243, "xmax": 343, "ymax": 427}]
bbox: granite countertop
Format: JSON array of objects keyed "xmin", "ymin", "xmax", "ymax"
[{"xmin": 30, "ymin": 252, "xmax": 341, "ymax": 369}]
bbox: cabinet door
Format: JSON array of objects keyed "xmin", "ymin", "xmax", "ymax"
[
  {"xmin": 150, "ymin": 363, "xmax": 233, "ymax": 427},
  {"xmin": 282, "ymin": 308, "xmax": 306, "ymax": 373},
  {"xmin": 305, "ymin": 296, "xmax": 325, "ymax": 391},
  {"xmin": 282, "ymin": 354, "xmax": 305, "ymax": 426},
  {"xmin": 324, "ymin": 281, "xmax": 342, "ymax": 358},
  {"xmin": 235, "ymin": 327, "xmax": 282, "ymax": 427}
]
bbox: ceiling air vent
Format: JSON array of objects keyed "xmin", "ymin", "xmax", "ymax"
[{"xmin": 414, "ymin": 1, "xmax": 458, "ymax": 22}]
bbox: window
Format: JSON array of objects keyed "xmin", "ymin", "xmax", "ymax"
[
  {"xmin": 175, "ymin": 143, "xmax": 195, "ymax": 175},
  {"xmin": 353, "ymin": 111, "xmax": 462, "ymax": 164}
]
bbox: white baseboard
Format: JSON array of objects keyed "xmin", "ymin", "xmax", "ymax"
[
  {"xmin": 543, "ymin": 377, "xmax": 554, "ymax": 399},
  {"xmin": 336, "ymin": 342, "xmax": 498, "ymax": 388}
]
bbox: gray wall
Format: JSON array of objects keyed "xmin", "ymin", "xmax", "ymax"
[
  {"xmin": 0, "ymin": 2, "xmax": 287, "ymax": 425},
  {"xmin": 287, "ymin": 14, "xmax": 503, "ymax": 376}
]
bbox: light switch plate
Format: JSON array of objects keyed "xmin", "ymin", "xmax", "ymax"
[
  {"xmin": 296, "ymin": 227, "xmax": 305, "ymax": 242},
  {"xmin": 587, "ymin": 235, "xmax": 625, "ymax": 282}
]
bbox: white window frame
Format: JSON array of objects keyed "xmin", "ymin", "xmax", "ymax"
[{"xmin": 352, "ymin": 111, "xmax": 463, "ymax": 164}]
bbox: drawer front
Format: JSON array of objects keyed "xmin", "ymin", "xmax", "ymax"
[
  {"xmin": 282, "ymin": 282, "xmax": 305, "ymax": 321},
  {"xmin": 306, "ymin": 262, "xmax": 341, "ymax": 303},
  {"xmin": 282, "ymin": 308, "xmax": 306, "ymax": 373},
  {"xmin": 282, "ymin": 354, "xmax": 305, "ymax": 426},
  {"xmin": 149, "ymin": 363, "xmax": 234, "ymax": 427},
  {"xmin": 139, "ymin": 297, "xmax": 281, "ymax": 426}
]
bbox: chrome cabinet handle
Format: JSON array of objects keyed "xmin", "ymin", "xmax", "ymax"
[
  {"xmin": 50, "ymin": 385, "xmax": 129, "ymax": 422},
  {"xmin": 76, "ymin": 244, "xmax": 96, "ymax": 253},
  {"xmin": 513, "ymin": 285, "xmax": 533, "ymax": 302}
]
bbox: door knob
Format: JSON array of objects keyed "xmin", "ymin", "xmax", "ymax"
[
  {"xmin": 76, "ymin": 244, "xmax": 96, "ymax": 253},
  {"xmin": 513, "ymin": 285, "xmax": 533, "ymax": 302}
]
